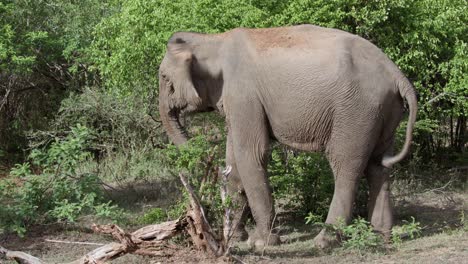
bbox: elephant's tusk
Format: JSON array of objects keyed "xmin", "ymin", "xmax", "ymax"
[{"xmin": 222, "ymin": 165, "xmax": 232, "ymax": 176}]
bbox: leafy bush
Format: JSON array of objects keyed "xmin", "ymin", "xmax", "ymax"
[
  {"xmin": 163, "ymin": 134, "xmax": 228, "ymax": 227},
  {"xmin": 307, "ymin": 215, "xmax": 423, "ymax": 252},
  {"xmin": 138, "ymin": 207, "xmax": 167, "ymax": 224},
  {"xmin": 0, "ymin": 125, "xmax": 121, "ymax": 235},
  {"xmin": 29, "ymin": 87, "xmax": 161, "ymax": 154},
  {"xmin": 391, "ymin": 217, "xmax": 422, "ymax": 247},
  {"xmin": 0, "ymin": 0, "xmax": 115, "ymax": 155},
  {"xmin": 269, "ymin": 146, "xmax": 334, "ymax": 217},
  {"xmin": 336, "ymin": 218, "xmax": 383, "ymax": 252}
]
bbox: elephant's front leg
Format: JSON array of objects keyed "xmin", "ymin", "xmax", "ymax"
[
  {"xmin": 224, "ymin": 131, "xmax": 250, "ymax": 241},
  {"xmin": 228, "ymin": 105, "xmax": 280, "ymax": 249}
]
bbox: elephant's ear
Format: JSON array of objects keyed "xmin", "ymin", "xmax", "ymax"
[{"xmin": 167, "ymin": 38, "xmax": 202, "ymax": 109}]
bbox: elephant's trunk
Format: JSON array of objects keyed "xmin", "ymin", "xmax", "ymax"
[{"xmin": 159, "ymin": 77, "xmax": 188, "ymax": 146}]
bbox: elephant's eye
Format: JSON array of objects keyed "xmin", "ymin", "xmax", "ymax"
[{"xmin": 168, "ymin": 82, "xmax": 175, "ymax": 95}]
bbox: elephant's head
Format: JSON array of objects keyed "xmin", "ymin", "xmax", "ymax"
[{"xmin": 158, "ymin": 33, "xmax": 223, "ymax": 145}]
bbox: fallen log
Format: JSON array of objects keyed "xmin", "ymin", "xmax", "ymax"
[
  {"xmin": 0, "ymin": 246, "xmax": 44, "ymax": 264},
  {"xmin": 0, "ymin": 219, "xmax": 186, "ymax": 264}
]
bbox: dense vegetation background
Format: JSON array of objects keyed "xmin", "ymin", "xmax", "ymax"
[{"xmin": 0, "ymin": 0, "xmax": 466, "ymax": 235}]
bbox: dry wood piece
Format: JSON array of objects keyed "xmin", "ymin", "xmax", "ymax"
[
  {"xmin": 70, "ymin": 242, "xmax": 126, "ymax": 264},
  {"xmin": 179, "ymin": 172, "xmax": 226, "ymax": 257},
  {"xmin": 80, "ymin": 218, "xmax": 187, "ymax": 262},
  {"xmin": 0, "ymin": 246, "xmax": 44, "ymax": 264},
  {"xmin": 0, "ymin": 218, "xmax": 186, "ymax": 264},
  {"xmin": 92, "ymin": 224, "xmax": 136, "ymax": 251}
]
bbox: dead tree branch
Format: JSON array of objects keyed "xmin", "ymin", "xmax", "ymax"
[
  {"xmin": 0, "ymin": 219, "xmax": 186, "ymax": 264},
  {"xmin": 179, "ymin": 172, "xmax": 225, "ymax": 257},
  {"xmin": 0, "ymin": 246, "xmax": 44, "ymax": 264}
]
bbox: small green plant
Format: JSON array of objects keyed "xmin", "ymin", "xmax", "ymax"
[
  {"xmin": 336, "ymin": 218, "xmax": 383, "ymax": 252},
  {"xmin": 167, "ymin": 199, "xmax": 189, "ymax": 220},
  {"xmin": 391, "ymin": 217, "xmax": 422, "ymax": 246},
  {"xmin": 461, "ymin": 209, "xmax": 468, "ymax": 231},
  {"xmin": 0, "ymin": 125, "xmax": 122, "ymax": 236},
  {"xmin": 307, "ymin": 216, "xmax": 384, "ymax": 253},
  {"xmin": 138, "ymin": 208, "xmax": 167, "ymax": 224},
  {"xmin": 305, "ymin": 212, "xmax": 323, "ymax": 225}
]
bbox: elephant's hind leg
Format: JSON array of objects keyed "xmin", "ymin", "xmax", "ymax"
[
  {"xmin": 313, "ymin": 119, "xmax": 379, "ymax": 249},
  {"xmin": 366, "ymin": 160, "xmax": 394, "ymax": 240},
  {"xmin": 313, "ymin": 156, "xmax": 366, "ymax": 248}
]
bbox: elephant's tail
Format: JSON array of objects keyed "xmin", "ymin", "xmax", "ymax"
[{"xmin": 381, "ymin": 78, "xmax": 418, "ymax": 168}]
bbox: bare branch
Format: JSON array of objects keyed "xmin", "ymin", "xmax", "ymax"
[
  {"xmin": 179, "ymin": 172, "xmax": 225, "ymax": 257},
  {"xmin": 44, "ymin": 239, "xmax": 105, "ymax": 246}
]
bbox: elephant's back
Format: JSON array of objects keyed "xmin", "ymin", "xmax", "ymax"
[{"xmin": 234, "ymin": 25, "xmax": 353, "ymax": 55}]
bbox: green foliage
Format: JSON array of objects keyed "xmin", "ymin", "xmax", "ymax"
[
  {"xmin": 166, "ymin": 198, "xmax": 190, "ymax": 220},
  {"xmin": 0, "ymin": 0, "xmax": 113, "ymax": 76},
  {"xmin": 34, "ymin": 87, "xmax": 162, "ymax": 153},
  {"xmin": 0, "ymin": 125, "xmax": 121, "ymax": 236},
  {"xmin": 269, "ymin": 147, "xmax": 334, "ymax": 217},
  {"xmin": 138, "ymin": 207, "xmax": 167, "ymax": 224},
  {"xmin": 165, "ymin": 135, "xmax": 224, "ymax": 174},
  {"xmin": 0, "ymin": 0, "xmax": 116, "ymax": 157},
  {"xmin": 391, "ymin": 217, "xmax": 422, "ymax": 247},
  {"xmin": 307, "ymin": 215, "xmax": 423, "ymax": 251},
  {"xmin": 305, "ymin": 212, "xmax": 323, "ymax": 225},
  {"xmin": 336, "ymin": 218, "xmax": 383, "ymax": 252},
  {"xmin": 307, "ymin": 216, "xmax": 383, "ymax": 252},
  {"xmin": 163, "ymin": 134, "xmax": 228, "ymax": 227}
]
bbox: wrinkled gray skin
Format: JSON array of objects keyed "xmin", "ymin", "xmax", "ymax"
[{"xmin": 159, "ymin": 25, "xmax": 417, "ymax": 249}]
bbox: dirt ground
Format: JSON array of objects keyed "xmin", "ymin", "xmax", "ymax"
[{"xmin": 1, "ymin": 187, "xmax": 467, "ymax": 263}]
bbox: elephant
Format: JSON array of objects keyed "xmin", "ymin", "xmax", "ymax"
[{"xmin": 158, "ymin": 24, "xmax": 417, "ymax": 249}]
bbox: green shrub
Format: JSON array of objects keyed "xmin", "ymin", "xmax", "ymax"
[
  {"xmin": 269, "ymin": 146, "xmax": 334, "ymax": 217},
  {"xmin": 29, "ymin": 87, "xmax": 161, "ymax": 155},
  {"xmin": 164, "ymin": 134, "xmax": 228, "ymax": 227},
  {"xmin": 138, "ymin": 208, "xmax": 167, "ymax": 224},
  {"xmin": 337, "ymin": 218, "xmax": 383, "ymax": 252},
  {"xmin": 391, "ymin": 217, "xmax": 422, "ymax": 247},
  {"xmin": 307, "ymin": 215, "xmax": 422, "ymax": 252},
  {"xmin": 0, "ymin": 125, "xmax": 121, "ymax": 236}
]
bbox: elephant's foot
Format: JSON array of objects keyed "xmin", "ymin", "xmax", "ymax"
[
  {"xmin": 313, "ymin": 229, "xmax": 340, "ymax": 249},
  {"xmin": 247, "ymin": 231, "xmax": 281, "ymax": 250},
  {"xmin": 374, "ymin": 229, "xmax": 392, "ymax": 244}
]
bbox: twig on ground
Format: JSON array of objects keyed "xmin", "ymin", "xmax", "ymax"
[
  {"xmin": 422, "ymin": 177, "xmax": 454, "ymax": 194},
  {"xmin": 262, "ymin": 211, "xmax": 278, "ymax": 257},
  {"xmin": 231, "ymin": 255, "xmax": 248, "ymax": 264},
  {"xmin": 44, "ymin": 239, "xmax": 105, "ymax": 246}
]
